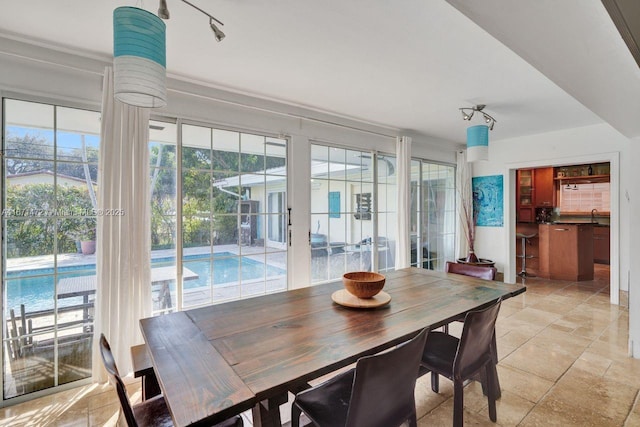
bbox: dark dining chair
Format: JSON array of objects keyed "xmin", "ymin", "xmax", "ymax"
[
  {"xmin": 445, "ymin": 261, "xmax": 497, "ymax": 280},
  {"xmin": 291, "ymin": 328, "xmax": 429, "ymax": 427},
  {"xmin": 420, "ymin": 300, "xmax": 502, "ymax": 427},
  {"xmin": 99, "ymin": 334, "xmax": 243, "ymax": 427},
  {"xmin": 442, "ymin": 261, "xmax": 496, "ymax": 333},
  {"xmin": 442, "ymin": 261, "xmax": 501, "ymax": 398}
]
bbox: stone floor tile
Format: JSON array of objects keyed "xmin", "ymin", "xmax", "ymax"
[{"xmin": 495, "ymin": 365, "xmax": 554, "ymax": 403}]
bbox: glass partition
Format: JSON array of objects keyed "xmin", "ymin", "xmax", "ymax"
[{"xmin": 2, "ymin": 99, "xmax": 99, "ymax": 399}]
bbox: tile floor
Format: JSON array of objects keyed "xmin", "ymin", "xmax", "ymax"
[{"xmin": 2, "ymin": 264, "xmax": 638, "ymax": 426}]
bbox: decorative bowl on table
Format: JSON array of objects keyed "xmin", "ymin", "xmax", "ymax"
[{"xmin": 342, "ymin": 271, "xmax": 386, "ymax": 298}]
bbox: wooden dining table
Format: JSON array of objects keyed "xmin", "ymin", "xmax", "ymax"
[{"xmin": 139, "ymin": 267, "xmax": 526, "ymax": 427}]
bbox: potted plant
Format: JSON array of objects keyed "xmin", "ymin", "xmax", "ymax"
[
  {"xmin": 77, "ymin": 219, "xmax": 96, "ymax": 255},
  {"xmin": 458, "ymin": 186, "xmax": 495, "ymax": 267}
]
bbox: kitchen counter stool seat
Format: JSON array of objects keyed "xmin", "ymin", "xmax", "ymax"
[{"xmin": 516, "ymin": 232, "xmax": 537, "ymax": 277}]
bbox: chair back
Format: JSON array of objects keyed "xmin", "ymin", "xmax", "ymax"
[
  {"xmin": 99, "ymin": 334, "xmax": 138, "ymax": 427},
  {"xmin": 454, "ymin": 300, "xmax": 501, "ymax": 380},
  {"xmin": 446, "ymin": 261, "xmax": 496, "ymax": 280},
  {"xmin": 345, "ymin": 328, "xmax": 428, "ymax": 427}
]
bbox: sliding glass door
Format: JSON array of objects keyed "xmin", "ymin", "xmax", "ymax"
[
  {"xmin": 310, "ymin": 144, "xmax": 397, "ymax": 283},
  {"xmin": 411, "ymin": 161, "xmax": 456, "ymax": 270},
  {"xmin": 2, "ymin": 99, "xmax": 98, "ymax": 400},
  {"xmin": 150, "ymin": 124, "xmax": 288, "ymax": 312}
]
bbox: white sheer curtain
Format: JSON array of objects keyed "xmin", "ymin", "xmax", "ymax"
[
  {"xmin": 395, "ymin": 136, "xmax": 412, "ymax": 269},
  {"xmin": 92, "ymin": 66, "xmax": 152, "ymax": 381},
  {"xmin": 456, "ymin": 150, "xmax": 472, "ymax": 260}
]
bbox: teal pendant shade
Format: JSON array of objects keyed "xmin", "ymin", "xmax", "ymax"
[
  {"xmin": 113, "ymin": 7, "xmax": 167, "ymax": 108},
  {"xmin": 466, "ymin": 125, "xmax": 489, "ymax": 162}
]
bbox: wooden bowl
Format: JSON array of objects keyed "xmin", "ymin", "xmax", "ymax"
[{"xmin": 342, "ymin": 272, "xmax": 386, "ymax": 298}]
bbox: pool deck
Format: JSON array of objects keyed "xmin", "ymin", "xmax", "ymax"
[{"xmin": 6, "ymin": 244, "xmax": 287, "ymax": 272}]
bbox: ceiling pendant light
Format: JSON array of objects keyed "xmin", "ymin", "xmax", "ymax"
[
  {"xmin": 458, "ymin": 104, "xmax": 497, "ymax": 162},
  {"xmin": 113, "ymin": 7, "xmax": 167, "ymax": 108},
  {"xmin": 466, "ymin": 125, "xmax": 489, "ymax": 162}
]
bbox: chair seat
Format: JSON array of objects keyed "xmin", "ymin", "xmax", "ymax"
[
  {"xmin": 294, "ymin": 368, "xmax": 355, "ymax": 426},
  {"xmin": 421, "ymin": 332, "xmax": 459, "ymax": 375},
  {"xmin": 132, "ymin": 395, "xmax": 173, "ymax": 427}
]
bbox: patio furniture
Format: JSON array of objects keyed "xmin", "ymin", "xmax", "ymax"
[
  {"xmin": 56, "ymin": 266, "xmax": 199, "ymax": 316},
  {"xmin": 140, "ymin": 267, "xmax": 525, "ymax": 427},
  {"xmin": 420, "ymin": 299, "xmax": 502, "ymax": 427},
  {"xmin": 291, "ymin": 328, "xmax": 428, "ymax": 427},
  {"xmin": 100, "ymin": 334, "xmax": 244, "ymax": 427},
  {"xmin": 6, "ymin": 328, "xmax": 92, "ymax": 396}
]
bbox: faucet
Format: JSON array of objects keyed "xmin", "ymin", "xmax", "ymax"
[{"xmin": 591, "ymin": 209, "xmax": 598, "ymax": 223}]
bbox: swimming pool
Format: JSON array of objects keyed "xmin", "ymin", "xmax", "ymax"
[{"xmin": 4, "ymin": 252, "xmax": 285, "ymax": 312}]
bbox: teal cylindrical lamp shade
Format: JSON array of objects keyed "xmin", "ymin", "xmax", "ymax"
[
  {"xmin": 113, "ymin": 7, "xmax": 167, "ymax": 108},
  {"xmin": 466, "ymin": 125, "xmax": 489, "ymax": 162}
]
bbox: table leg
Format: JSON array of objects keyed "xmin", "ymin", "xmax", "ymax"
[
  {"xmin": 83, "ymin": 295, "xmax": 89, "ymax": 322},
  {"xmin": 251, "ymin": 394, "xmax": 288, "ymax": 427}
]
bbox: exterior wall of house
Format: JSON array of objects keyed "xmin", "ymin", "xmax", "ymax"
[{"xmin": 7, "ymin": 174, "xmax": 87, "ymax": 187}]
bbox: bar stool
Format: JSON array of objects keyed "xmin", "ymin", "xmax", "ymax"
[{"xmin": 516, "ymin": 232, "xmax": 537, "ymax": 277}]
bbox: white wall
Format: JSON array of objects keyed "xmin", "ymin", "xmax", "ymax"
[
  {"xmin": 473, "ymin": 123, "xmax": 631, "ymax": 288},
  {"xmin": 629, "ymin": 138, "xmax": 640, "ymax": 357}
]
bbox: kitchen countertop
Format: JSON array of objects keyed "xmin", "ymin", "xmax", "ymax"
[{"xmin": 550, "ymin": 221, "xmax": 609, "ymax": 227}]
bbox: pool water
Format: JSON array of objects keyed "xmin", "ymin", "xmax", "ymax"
[{"xmin": 4, "ymin": 252, "xmax": 285, "ymax": 312}]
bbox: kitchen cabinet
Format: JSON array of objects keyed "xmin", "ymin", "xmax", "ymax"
[
  {"xmin": 517, "ymin": 167, "xmax": 555, "ymax": 223},
  {"xmin": 539, "ymin": 223, "xmax": 594, "ymax": 281},
  {"xmin": 537, "ymin": 224, "xmax": 550, "ymax": 278},
  {"xmin": 517, "ymin": 169, "xmax": 534, "ymax": 222},
  {"xmin": 534, "ymin": 167, "xmax": 554, "ymax": 207},
  {"xmin": 593, "ymin": 226, "xmax": 610, "ymax": 264}
]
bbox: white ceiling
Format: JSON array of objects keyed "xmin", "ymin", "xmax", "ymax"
[{"xmin": 0, "ymin": 0, "xmax": 638, "ymax": 146}]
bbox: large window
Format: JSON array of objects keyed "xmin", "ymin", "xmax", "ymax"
[
  {"xmin": 150, "ymin": 125, "xmax": 288, "ymax": 314},
  {"xmin": 411, "ymin": 161, "xmax": 456, "ymax": 270},
  {"xmin": 149, "ymin": 121, "xmax": 178, "ymax": 315},
  {"xmin": 154, "ymin": 124, "xmax": 289, "ymax": 311},
  {"xmin": 2, "ymin": 99, "xmax": 99, "ymax": 400},
  {"xmin": 310, "ymin": 144, "xmax": 396, "ymax": 283}
]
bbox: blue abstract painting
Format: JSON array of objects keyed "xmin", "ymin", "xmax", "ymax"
[{"xmin": 472, "ymin": 175, "xmax": 504, "ymax": 227}]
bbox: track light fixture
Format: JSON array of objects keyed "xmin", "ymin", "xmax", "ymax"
[
  {"xmin": 459, "ymin": 104, "xmax": 497, "ymax": 162},
  {"xmin": 158, "ymin": 0, "xmax": 225, "ymax": 42},
  {"xmin": 459, "ymin": 104, "xmax": 497, "ymax": 130},
  {"xmin": 158, "ymin": 0, "xmax": 170, "ymax": 19},
  {"xmin": 210, "ymin": 18, "xmax": 226, "ymax": 41}
]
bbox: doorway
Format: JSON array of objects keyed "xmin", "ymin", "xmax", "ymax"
[{"xmin": 506, "ymin": 152, "xmax": 620, "ymax": 306}]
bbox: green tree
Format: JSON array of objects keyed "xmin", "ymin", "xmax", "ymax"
[
  {"xmin": 4, "ymin": 133, "xmax": 53, "ymax": 175},
  {"xmin": 5, "ymin": 184, "xmax": 94, "ymax": 257},
  {"xmin": 149, "ymin": 138, "xmax": 286, "ymax": 249}
]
